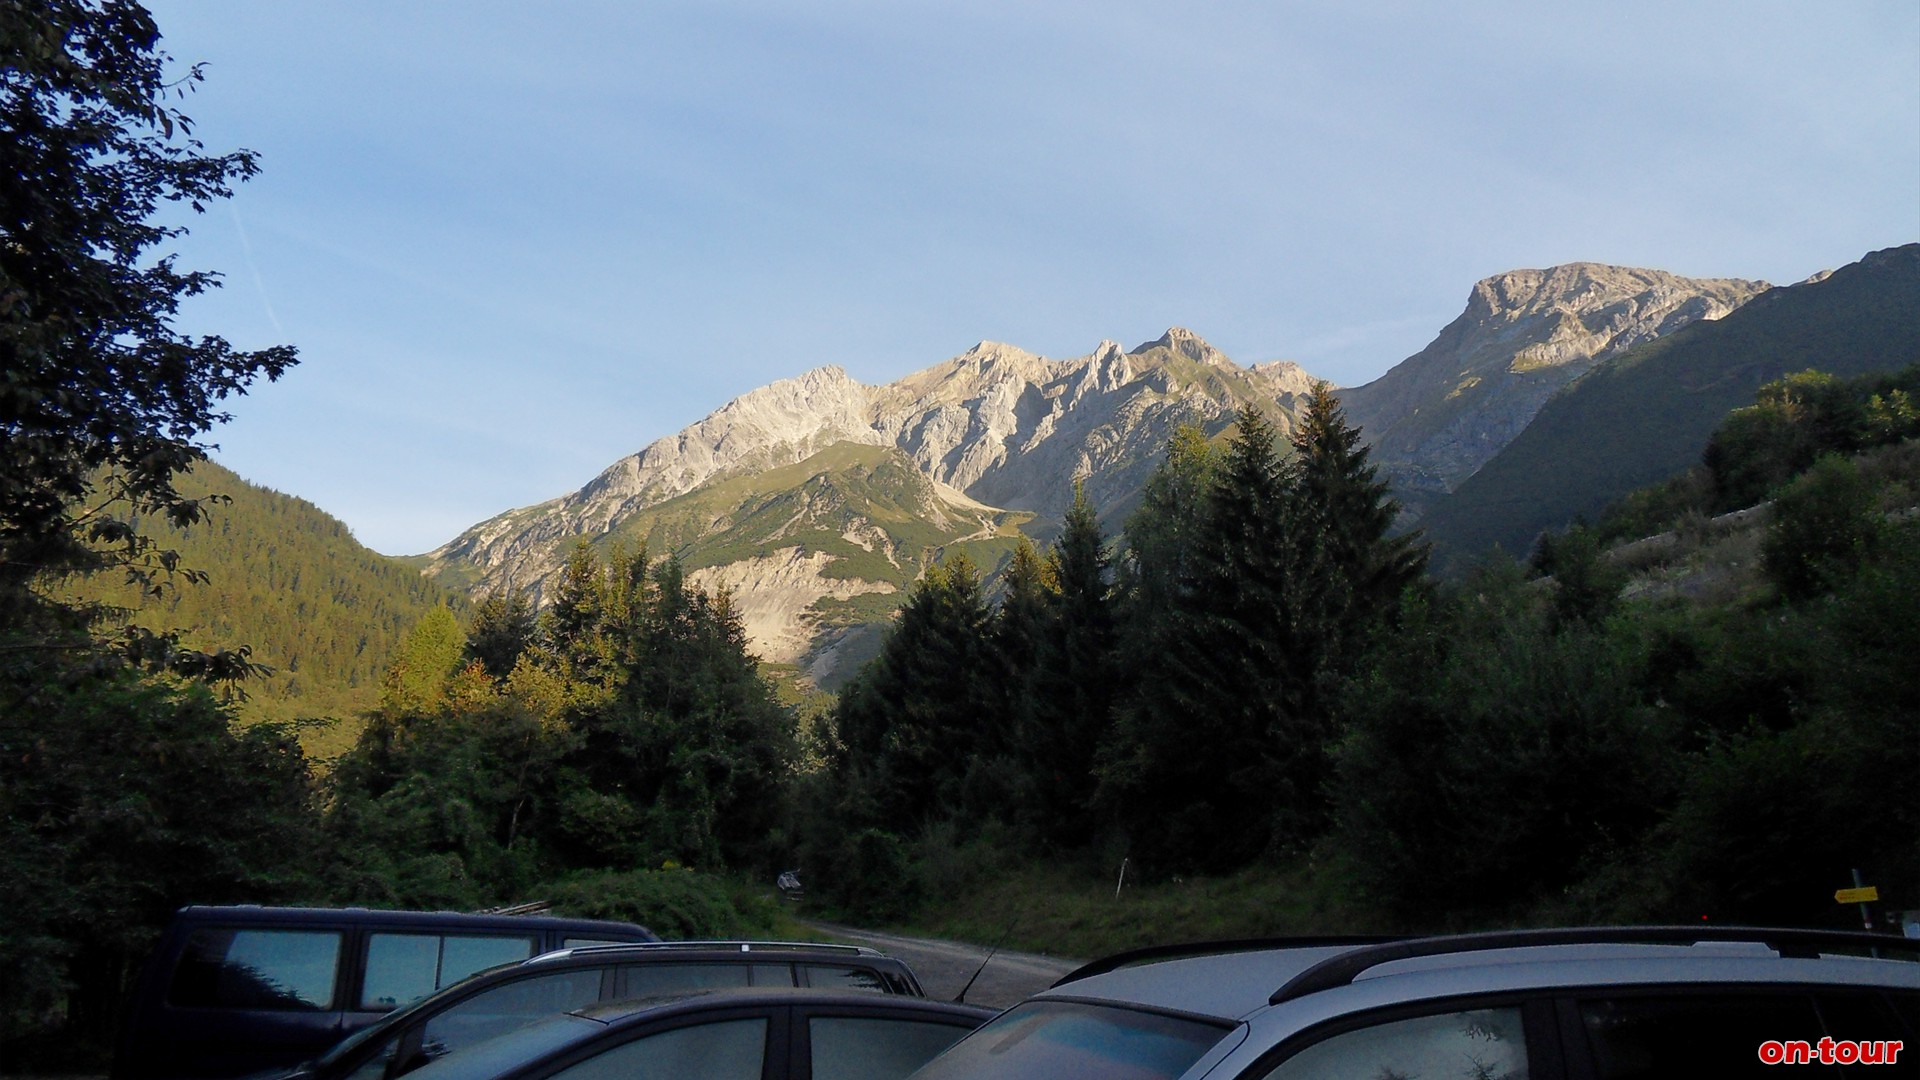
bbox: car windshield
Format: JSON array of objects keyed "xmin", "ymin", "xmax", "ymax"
[{"xmin": 909, "ymin": 1000, "xmax": 1229, "ymax": 1080}]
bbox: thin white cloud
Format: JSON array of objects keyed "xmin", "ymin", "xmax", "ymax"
[{"xmin": 227, "ymin": 205, "xmax": 284, "ymax": 337}]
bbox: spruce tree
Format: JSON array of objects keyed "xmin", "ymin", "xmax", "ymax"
[
  {"xmin": 1023, "ymin": 483, "xmax": 1115, "ymax": 848},
  {"xmin": 465, "ymin": 589, "xmax": 536, "ymax": 679},
  {"xmin": 832, "ymin": 552, "xmax": 994, "ymax": 830},
  {"xmin": 1267, "ymin": 383, "xmax": 1427, "ymax": 845},
  {"xmin": 991, "ymin": 536, "xmax": 1056, "ymax": 831},
  {"xmin": 1288, "ymin": 381, "xmax": 1426, "ymax": 629},
  {"xmin": 1102, "ymin": 411, "xmax": 1296, "ymax": 872},
  {"xmin": 1113, "ymin": 423, "xmax": 1216, "ymax": 623},
  {"xmin": 540, "ymin": 542, "xmax": 615, "ymax": 692}
]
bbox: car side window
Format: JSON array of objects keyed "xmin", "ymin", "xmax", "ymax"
[
  {"xmin": 749, "ymin": 963, "xmax": 795, "ymax": 986},
  {"xmin": 1257, "ymin": 1007, "xmax": 1528, "ymax": 1080},
  {"xmin": 1577, "ymin": 992, "xmax": 1836, "ymax": 1076},
  {"xmin": 167, "ymin": 928, "xmax": 342, "ymax": 1010},
  {"xmin": 617, "ymin": 962, "xmax": 755, "ymax": 998},
  {"xmin": 800, "ymin": 964, "xmax": 888, "ymax": 993},
  {"xmin": 809, "ymin": 1015, "xmax": 975, "ymax": 1080},
  {"xmin": 361, "ymin": 934, "xmax": 535, "ymax": 1009},
  {"xmin": 407, "ymin": 968, "xmax": 607, "ymax": 1073},
  {"xmin": 545, "ymin": 1018, "xmax": 768, "ymax": 1080}
]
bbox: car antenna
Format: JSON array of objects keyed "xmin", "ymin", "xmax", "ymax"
[{"xmin": 954, "ymin": 916, "xmax": 1019, "ymax": 1005}]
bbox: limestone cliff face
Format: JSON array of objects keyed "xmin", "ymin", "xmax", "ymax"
[
  {"xmin": 424, "ymin": 365, "xmax": 879, "ymax": 576},
  {"xmin": 684, "ymin": 548, "xmax": 898, "ymax": 668},
  {"xmin": 421, "ymin": 328, "xmax": 1314, "ymax": 668},
  {"xmin": 1337, "ymin": 264, "xmax": 1770, "ymax": 515},
  {"xmin": 866, "ymin": 329, "xmax": 1315, "ymax": 535}
]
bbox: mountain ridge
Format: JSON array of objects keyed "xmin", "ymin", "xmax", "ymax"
[
  {"xmin": 419, "ymin": 255, "xmax": 1861, "ymax": 675},
  {"xmin": 422, "ymin": 327, "xmax": 1313, "ymax": 599}
]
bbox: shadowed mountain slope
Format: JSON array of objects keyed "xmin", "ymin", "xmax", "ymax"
[
  {"xmin": 1338, "ymin": 264, "xmax": 1768, "ymax": 518},
  {"xmin": 1419, "ymin": 244, "xmax": 1920, "ymax": 566}
]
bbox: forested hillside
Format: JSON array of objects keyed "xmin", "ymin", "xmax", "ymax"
[
  {"xmin": 786, "ymin": 367, "xmax": 1919, "ymax": 939},
  {"xmin": 53, "ymin": 460, "xmax": 461, "ymax": 751}
]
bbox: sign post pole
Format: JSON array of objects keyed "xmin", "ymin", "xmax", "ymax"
[{"xmin": 1846, "ymin": 869, "xmax": 1876, "ymax": 932}]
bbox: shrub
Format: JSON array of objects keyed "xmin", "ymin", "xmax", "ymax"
[
  {"xmin": 545, "ymin": 868, "xmax": 781, "ymax": 940},
  {"xmin": 1762, "ymin": 454, "xmax": 1885, "ymax": 600}
]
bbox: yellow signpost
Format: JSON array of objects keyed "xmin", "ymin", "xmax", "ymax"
[{"xmin": 1835, "ymin": 886, "xmax": 1880, "ymax": 905}]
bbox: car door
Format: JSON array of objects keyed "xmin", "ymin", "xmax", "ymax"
[
  {"xmin": 787, "ymin": 1002, "xmax": 987, "ymax": 1080},
  {"xmin": 1557, "ymin": 985, "xmax": 1918, "ymax": 1078},
  {"xmin": 159, "ymin": 923, "xmax": 352, "ymax": 1078}
]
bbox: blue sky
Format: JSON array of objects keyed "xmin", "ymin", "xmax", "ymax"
[{"xmin": 143, "ymin": 1, "xmax": 1920, "ymax": 555}]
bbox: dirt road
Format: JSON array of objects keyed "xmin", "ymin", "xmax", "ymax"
[{"xmin": 802, "ymin": 922, "xmax": 1082, "ymax": 1009}]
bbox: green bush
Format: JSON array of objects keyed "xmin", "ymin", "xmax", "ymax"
[
  {"xmin": 1762, "ymin": 454, "xmax": 1885, "ymax": 600},
  {"xmin": 828, "ymin": 830, "xmax": 918, "ymax": 922},
  {"xmin": 544, "ymin": 868, "xmax": 783, "ymax": 940}
]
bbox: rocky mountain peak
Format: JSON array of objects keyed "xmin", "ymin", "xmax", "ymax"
[
  {"xmin": 1133, "ymin": 326, "xmax": 1231, "ymax": 367},
  {"xmin": 1465, "ymin": 263, "xmax": 1763, "ymax": 331},
  {"xmin": 1250, "ymin": 359, "xmax": 1319, "ymax": 398},
  {"xmin": 958, "ymin": 340, "xmax": 1039, "ymax": 365},
  {"xmin": 794, "ymin": 363, "xmax": 855, "ymax": 387}
]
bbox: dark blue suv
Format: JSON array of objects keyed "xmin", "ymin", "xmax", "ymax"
[{"xmin": 111, "ymin": 906, "xmax": 656, "ymax": 1080}]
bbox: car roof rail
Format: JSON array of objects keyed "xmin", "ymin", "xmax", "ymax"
[
  {"xmin": 1269, "ymin": 925, "xmax": 1920, "ymax": 1005},
  {"xmin": 544, "ymin": 940, "xmax": 882, "ymax": 960},
  {"xmin": 1054, "ymin": 937, "xmax": 1405, "ymax": 988}
]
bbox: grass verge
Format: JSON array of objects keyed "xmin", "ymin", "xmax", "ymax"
[{"xmin": 889, "ymin": 859, "xmax": 1378, "ymax": 961}]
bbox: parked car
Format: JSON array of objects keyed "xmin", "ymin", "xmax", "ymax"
[
  {"xmin": 272, "ymin": 941, "xmax": 929, "ymax": 1080},
  {"xmin": 909, "ymin": 926, "xmax": 1920, "ymax": 1079},
  {"xmin": 112, "ymin": 906, "xmax": 656, "ymax": 1080},
  {"xmin": 399, "ymin": 989, "xmax": 994, "ymax": 1080}
]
